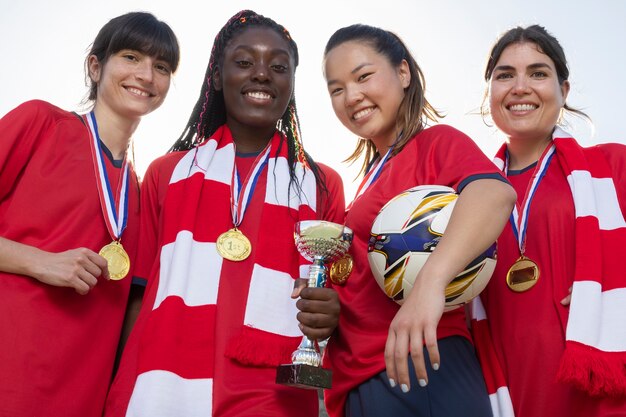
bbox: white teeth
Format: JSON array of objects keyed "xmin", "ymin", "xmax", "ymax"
[
  {"xmin": 509, "ymin": 104, "xmax": 536, "ymax": 111},
  {"xmin": 127, "ymin": 87, "xmax": 150, "ymax": 97},
  {"xmin": 353, "ymin": 107, "xmax": 374, "ymax": 120},
  {"xmin": 246, "ymin": 91, "xmax": 271, "ymax": 100}
]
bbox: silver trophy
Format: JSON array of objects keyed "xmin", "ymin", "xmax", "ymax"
[{"xmin": 276, "ymin": 220, "xmax": 353, "ymax": 389}]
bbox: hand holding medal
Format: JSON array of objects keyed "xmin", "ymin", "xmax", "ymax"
[
  {"xmin": 99, "ymin": 241, "xmax": 130, "ymax": 280},
  {"xmin": 32, "ymin": 247, "xmax": 110, "ymax": 295}
]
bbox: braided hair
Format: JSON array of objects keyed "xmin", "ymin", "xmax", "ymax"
[{"xmin": 170, "ymin": 10, "xmax": 327, "ymax": 199}]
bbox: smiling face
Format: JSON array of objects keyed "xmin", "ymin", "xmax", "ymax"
[
  {"xmin": 214, "ymin": 26, "xmax": 296, "ymax": 148},
  {"xmin": 324, "ymin": 40, "xmax": 409, "ymax": 152},
  {"xmin": 89, "ymin": 49, "xmax": 172, "ymax": 121},
  {"xmin": 488, "ymin": 41, "xmax": 570, "ymax": 144}
]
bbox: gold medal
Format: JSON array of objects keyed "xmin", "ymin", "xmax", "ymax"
[
  {"xmin": 330, "ymin": 253, "xmax": 353, "ymax": 285},
  {"xmin": 99, "ymin": 241, "xmax": 130, "ymax": 280},
  {"xmin": 506, "ymin": 256, "xmax": 540, "ymax": 292},
  {"xmin": 216, "ymin": 228, "xmax": 252, "ymax": 261}
]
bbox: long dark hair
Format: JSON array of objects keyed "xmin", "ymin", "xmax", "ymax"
[
  {"xmin": 170, "ymin": 9, "xmax": 327, "ymax": 198},
  {"xmin": 85, "ymin": 12, "xmax": 180, "ymax": 102},
  {"xmin": 324, "ymin": 24, "xmax": 442, "ymax": 177}
]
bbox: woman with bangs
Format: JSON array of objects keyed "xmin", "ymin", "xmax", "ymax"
[{"xmin": 0, "ymin": 11, "xmax": 179, "ymax": 417}]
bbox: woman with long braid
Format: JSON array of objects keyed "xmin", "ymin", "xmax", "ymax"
[{"xmin": 104, "ymin": 10, "xmax": 344, "ymax": 417}]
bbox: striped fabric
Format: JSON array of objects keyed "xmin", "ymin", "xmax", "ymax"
[
  {"xmin": 469, "ymin": 298, "xmax": 514, "ymax": 417},
  {"xmin": 549, "ymin": 128, "xmax": 626, "ymax": 397},
  {"xmin": 474, "ymin": 127, "xmax": 626, "ymax": 417},
  {"xmin": 126, "ymin": 125, "xmax": 317, "ymax": 416}
]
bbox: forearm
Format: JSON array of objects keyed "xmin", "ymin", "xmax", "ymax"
[
  {"xmin": 0, "ymin": 236, "xmax": 107, "ymax": 293},
  {"xmin": 415, "ymin": 179, "xmax": 515, "ymax": 287},
  {"xmin": 0, "ymin": 236, "xmax": 46, "ymax": 279}
]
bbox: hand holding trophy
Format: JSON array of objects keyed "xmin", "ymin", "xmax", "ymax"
[{"xmin": 276, "ymin": 220, "xmax": 353, "ymax": 389}]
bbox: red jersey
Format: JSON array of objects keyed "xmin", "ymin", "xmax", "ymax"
[
  {"xmin": 0, "ymin": 100, "xmax": 139, "ymax": 417},
  {"xmin": 324, "ymin": 124, "xmax": 506, "ymax": 417},
  {"xmin": 482, "ymin": 145, "xmax": 626, "ymax": 417},
  {"xmin": 105, "ymin": 149, "xmax": 345, "ymax": 417}
]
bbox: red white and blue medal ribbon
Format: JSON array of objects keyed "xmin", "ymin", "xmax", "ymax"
[
  {"xmin": 506, "ymin": 144, "xmax": 555, "ymax": 252},
  {"xmin": 503, "ymin": 143, "xmax": 555, "ymax": 291},
  {"xmin": 84, "ymin": 112, "xmax": 130, "ymax": 240},
  {"xmin": 84, "ymin": 111, "xmax": 131, "ymax": 279},
  {"xmin": 338, "ymin": 143, "xmax": 394, "ymax": 283},
  {"xmin": 347, "ymin": 145, "xmax": 394, "ymax": 210},
  {"xmin": 215, "ymin": 143, "xmax": 271, "ymax": 262},
  {"xmin": 231, "ymin": 144, "xmax": 271, "ymax": 228}
]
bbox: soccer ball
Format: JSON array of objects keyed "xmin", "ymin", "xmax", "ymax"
[{"xmin": 368, "ymin": 185, "xmax": 496, "ymax": 311}]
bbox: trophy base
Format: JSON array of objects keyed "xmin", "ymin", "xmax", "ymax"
[{"xmin": 275, "ymin": 363, "xmax": 332, "ymax": 389}]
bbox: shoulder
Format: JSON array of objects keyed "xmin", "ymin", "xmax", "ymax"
[
  {"xmin": 144, "ymin": 150, "xmax": 189, "ymax": 180},
  {"xmin": 316, "ymin": 162, "xmax": 342, "ymax": 183},
  {"xmin": 313, "ymin": 162, "xmax": 346, "ymax": 222},
  {"xmin": 423, "ymin": 123, "xmax": 466, "ymax": 136},
  {"xmin": 314, "ymin": 162, "xmax": 344, "ymax": 194},
  {"xmin": 8, "ymin": 100, "xmax": 75, "ymax": 121},
  {"xmin": 595, "ymin": 142, "xmax": 626, "ymax": 170},
  {"xmin": 409, "ymin": 124, "xmax": 474, "ymax": 147},
  {"xmin": 0, "ymin": 100, "xmax": 83, "ymax": 146},
  {"xmin": 140, "ymin": 151, "xmax": 190, "ymax": 206},
  {"xmin": 312, "ymin": 161, "xmax": 344, "ymax": 194},
  {"xmin": 596, "ymin": 142, "xmax": 626, "ymax": 156},
  {"xmin": 405, "ymin": 124, "xmax": 480, "ymax": 155},
  {"xmin": 3, "ymin": 100, "xmax": 78, "ymax": 126}
]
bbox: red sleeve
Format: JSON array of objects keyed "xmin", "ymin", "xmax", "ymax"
[
  {"xmin": 316, "ymin": 163, "xmax": 345, "ymax": 224},
  {"xmin": 423, "ymin": 124, "xmax": 507, "ymax": 192},
  {"xmin": 0, "ymin": 101, "xmax": 54, "ymax": 202}
]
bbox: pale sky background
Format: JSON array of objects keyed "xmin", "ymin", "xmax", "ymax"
[{"xmin": 2, "ymin": 0, "xmax": 625, "ymax": 198}]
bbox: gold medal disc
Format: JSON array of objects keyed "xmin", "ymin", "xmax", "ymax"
[
  {"xmin": 99, "ymin": 241, "xmax": 130, "ymax": 280},
  {"xmin": 216, "ymin": 228, "xmax": 252, "ymax": 261},
  {"xmin": 506, "ymin": 256, "xmax": 540, "ymax": 292},
  {"xmin": 330, "ymin": 254, "xmax": 353, "ymax": 285}
]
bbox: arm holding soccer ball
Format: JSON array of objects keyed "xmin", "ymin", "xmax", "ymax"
[
  {"xmin": 323, "ymin": 22, "xmax": 515, "ymax": 416},
  {"xmin": 384, "ymin": 178, "xmax": 515, "ymax": 392}
]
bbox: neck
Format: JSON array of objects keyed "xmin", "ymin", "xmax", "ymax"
[
  {"xmin": 92, "ymin": 105, "xmax": 140, "ymax": 159},
  {"xmin": 371, "ymin": 134, "xmax": 397, "ymax": 157},
  {"xmin": 506, "ymin": 133, "xmax": 553, "ymax": 170},
  {"xmin": 230, "ymin": 124, "xmax": 275, "ymax": 154}
]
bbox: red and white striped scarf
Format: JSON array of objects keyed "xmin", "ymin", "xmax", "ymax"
[
  {"xmin": 471, "ymin": 127, "xmax": 626, "ymax": 416},
  {"xmin": 126, "ymin": 125, "xmax": 317, "ymax": 415}
]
